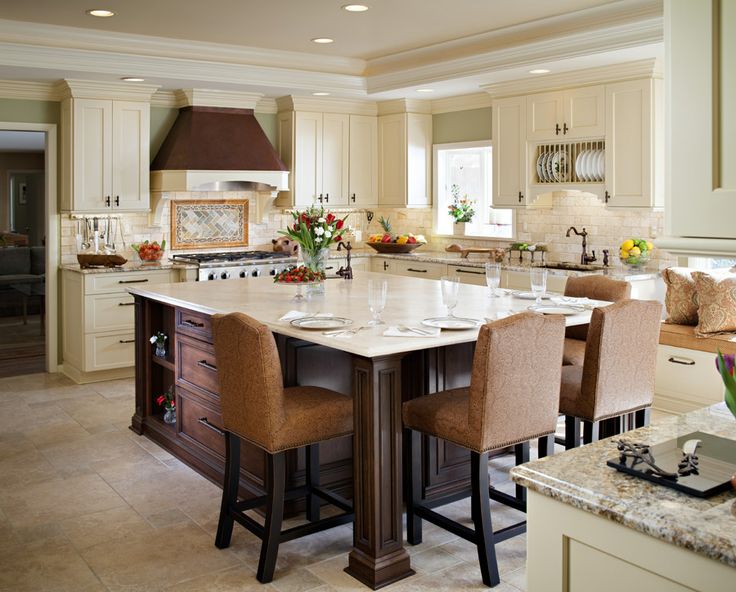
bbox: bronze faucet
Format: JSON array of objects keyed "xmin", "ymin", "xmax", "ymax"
[
  {"xmin": 565, "ymin": 226, "xmax": 597, "ymax": 265},
  {"xmin": 336, "ymin": 241, "xmax": 353, "ymax": 279}
]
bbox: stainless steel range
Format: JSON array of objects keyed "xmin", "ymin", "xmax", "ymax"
[{"xmin": 171, "ymin": 251, "xmax": 296, "ymax": 281}]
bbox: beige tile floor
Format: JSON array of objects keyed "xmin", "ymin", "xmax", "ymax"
[{"xmin": 0, "ymin": 372, "xmax": 531, "ymax": 592}]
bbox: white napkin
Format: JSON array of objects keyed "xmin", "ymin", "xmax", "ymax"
[
  {"xmin": 486, "ymin": 310, "xmax": 515, "ymax": 321},
  {"xmin": 383, "ymin": 326, "xmax": 441, "ymax": 338},
  {"xmin": 279, "ymin": 310, "xmax": 334, "ymax": 321}
]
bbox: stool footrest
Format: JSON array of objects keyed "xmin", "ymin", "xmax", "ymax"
[{"xmin": 488, "ymin": 487, "xmax": 527, "ymax": 512}]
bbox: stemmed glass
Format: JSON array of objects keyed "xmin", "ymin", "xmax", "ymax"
[
  {"xmin": 530, "ymin": 267, "xmax": 548, "ymax": 304},
  {"xmin": 367, "ymin": 279, "xmax": 388, "ymax": 325},
  {"xmin": 441, "ymin": 276, "xmax": 460, "ymax": 318},
  {"xmin": 485, "ymin": 262, "xmax": 501, "ymax": 298}
]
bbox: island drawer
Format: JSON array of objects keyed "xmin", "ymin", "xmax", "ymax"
[
  {"xmin": 177, "ymin": 388, "xmax": 225, "ymax": 457},
  {"xmin": 177, "ymin": 334, "xmax": 220, "ymax": 398},
  {"xmin": 176, "ymin": 308, "xmax": 213, "ymax": 343}
]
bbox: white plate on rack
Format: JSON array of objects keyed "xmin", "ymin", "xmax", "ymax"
[
  {"xmin": 583, "ymin": 150, "xmax": 594, "ymax": 182},
  {"xmin": 290, "ymin": 317, "xmax": 353, "ymax": 330},
  {"xmin": 577, "ymin": 150, "xmax": 588, "ymax": 181},
  {"xmin": 539, "ymin": 153, "xmax": 549, "ymax": 182},
  {"xmin": 528, "ymin": 305, "xmax": 586, "ymax": 315},
  {"xmin": 575, "ymin": 151, "xmax": 585, "ymax": 181},
  {"xmin": 421, "ymin": 317, "xmax": 483, "ymax": 330},
  {"xmin": 536, "ymin": 153, "xmax": 545, "ymax": 182},
  {"xmin": 596, "ymin": 150, "xmax": 605, "ymax": 181},
  {"xmin": 551, "ymin": 151, "xmax": 567, "ymax": 182}
]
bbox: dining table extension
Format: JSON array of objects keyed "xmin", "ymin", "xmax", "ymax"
[{"xmin": 128, "ymin": 271, "xmax": 599, "ymax": 589}]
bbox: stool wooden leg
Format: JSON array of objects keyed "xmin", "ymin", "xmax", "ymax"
[
  {"xmin": 306, "ymin": 443, "xmax": 320, "ymax": 522},
  {"xmin": 514, "ymin": 442, "xmax": 530, "ymax": 502},
  {"xmin": 404, "ymin": 429, "xmax": 423, "ymax": 545},
  {"xmin": 215, "ymin": 431, "xmax": 240, "ymax": 549},
  {"xmin": 634, "ymin": 408, "xmax": 651, "ymax": 428},
  {"xmin": 471, "ymin": 451, "xmax": 500, "ymax": 587},
  {"xmin": 565, "ymin": 416, "xmax": 581, "ymax": 450},
  {"xmin": 582, "ymin": 420, "xmax": 600, "ymax": 445},
  {"xmin": 537, "ymin": 434, "xmax": 555, "ymax": 458},
  {"xmin": 257, "ymin": 451, "xmax": 286, "ymax": 583}
]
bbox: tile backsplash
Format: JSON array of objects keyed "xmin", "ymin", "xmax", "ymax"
[{"xmin": 61, "ymin": 190, "xmax": 673, "ymax": 267}]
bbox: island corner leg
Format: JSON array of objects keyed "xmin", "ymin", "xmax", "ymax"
[{"xmin": 346, "ymin": 354, "xmax": 415, "ymax": 589}]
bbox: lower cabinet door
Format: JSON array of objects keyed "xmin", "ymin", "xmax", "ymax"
[
  {"xmin": 177, "ymin": 389, "xmax": 225, "ymax": 457},
  {"xmin": 84, "ymin": 332, "xmax": 135, "ymax": 371}
]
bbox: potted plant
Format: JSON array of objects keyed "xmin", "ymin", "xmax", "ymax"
[
  {"xmin": 447, "ymin": 184, "xmax": 476, "ymax": 236},
  {"xmin": 150, "ymin": 331, "xmax": 167, "ymax": 358}
]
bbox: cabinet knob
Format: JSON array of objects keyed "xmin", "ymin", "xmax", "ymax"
[
  {"xmin": 317, "ymin": 194, "xmax": 323, "ymax": 203},
  {"xmin": 604, "ymin": 190, "xmax": 611, "ymax": 203},
  {"xmin": 105, "ymin": 196, "xmax": 111, "ymax": 207},
  {"xmin": 518, "ymin": 191, "xmax": 524, "ymax": 203},
  {"xmin": 114, "ymin": 195, "xmax": 120, "ymax": 207},
  {"xmin": 563, "ymin": 123, "xmax": 569, "ymax": 135},
  {"xmin": 383, "ymin": 261, "xmax": 389, "ymax": 271},
  {"xmin": 351, "ymin": 193, "xmax": 356, "ymax": 203},
  {"xmin": 324, "ymin": 193, "xmax": 329, "ymax": 203},
  {"xmin": 555, "ymin": 123, "xmax": 561, "ymax": 135}
]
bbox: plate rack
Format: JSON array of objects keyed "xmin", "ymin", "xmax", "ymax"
[{"xmin": 533, "ymin": 140, "xmax": 606, "ymax": 185}]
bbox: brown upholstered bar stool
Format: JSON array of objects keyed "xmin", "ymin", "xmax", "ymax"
[
  {"xmin": 562, "ymin": 275, "xmax": 631, "ymax": 366},
  {"xmin": 403, "ymin": 312, "xmax": 565, "ymax": 587},
  {"xmin": 211, "ymin": 312, "xmax": 354, "ymax": 583},
  {"xmin": 560, "ymin": 299, "xmax": 662, "ymax": 449}
]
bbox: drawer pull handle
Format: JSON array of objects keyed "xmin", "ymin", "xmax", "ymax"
[
  {"xmin": 118, "ymin": 302, "xmax": 135, "ymax": 306},
  {"xmin": 198, "ymin": 417, "xmax": 225, "ymax": 436},
  {"xmin": 197, "ymin": 360, "xmax": 217, "ymax": 372},
  {"xmin": 119, "ymin": 339, "xmax": 135, "ymax": 344},
  {"xmin": 668, "ymin": 356, "xmax": 695, "ymax": 366},
  {"xmin": 456, "ymin": 269, "xmax": 483, "ymax": 275},
  {"xmin": 407, "ymin": 268, "xmax": 427, "ymax": 273},
  {"xmin": 118, "ymin": 279, "xmax": 149, "ymax": 284},
  {"xmin": 182, "ymin": 319, "xmax": 204, "ymax": 328}
]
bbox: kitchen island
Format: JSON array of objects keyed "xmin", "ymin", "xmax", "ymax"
[
  {"xmin": 511, "ymin": 404, "xmax": 736, "ymax": 592},
  {"xmin": 128, "ymin": 272, "xmax": 596, "ymax": 588}
]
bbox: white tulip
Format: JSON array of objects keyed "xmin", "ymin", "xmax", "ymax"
[
  {"xmin": 324, "ymin": 230, "xmax": 332, "ymax": 238},
  {"xmin": 318, "ymin": 217, "xmax": 326, "ymax": 223},
  {"xmin": 314, "ymin": 237, "xmax": 322, "ymax": 244},
  {"xmin": 314, "ymin": 227, "xmax": 324, "ymax": 236}
]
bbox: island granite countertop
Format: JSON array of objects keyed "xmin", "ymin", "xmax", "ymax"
[{"xmin": 511, "ymin": 404, "xmax": 736, "ymax": 567}]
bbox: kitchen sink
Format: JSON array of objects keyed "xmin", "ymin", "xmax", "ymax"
[{"xmin": 542, "ymin": 262, "xmax": 607, "ymax": 272}]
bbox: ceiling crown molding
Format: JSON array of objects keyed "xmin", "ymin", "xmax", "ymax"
[
  {"xmin": 377, "ymin": 99, "xmax": 432, "ymax": 116},
  {"xmin": 480, "ymin": 58, "xmax": 661, "ymax": 97},
  {"xmin": 276, "ymin": 95, "xmax": 377, "ymax": 115},
  {"xmin": 59, "ymin": 79, "xmax": 160, "ymax": 101},
  {"xmin": 173, "ymin": 89, "xmax": 263, "ymax": 109},
  {"xmin": 430, "ymin": 93, "xmax": 492, "ymax": 114},
  {"xmin": 0, "ymin": 79, "xmax": 60, "ymax": 101}
]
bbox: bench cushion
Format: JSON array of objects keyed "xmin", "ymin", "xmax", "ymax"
[
  {"xmin": 662, "ymin": 267, "xmax": 699, "ymax": 325},
  {"xmin": 659, "ymin": 322, "xmax": 736, "ymax": 356}
]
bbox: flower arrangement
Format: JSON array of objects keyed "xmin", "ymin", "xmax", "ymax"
[
  {"xmin": 447, "ymin": 184, "xmax": 475, "ymax": 223},
  {"xmin": 279, "ymin": 206, "xmax": 349, "ymax": 257},
  {"xmin": 715, "ymin": 351, "xmax": 736, "ymax": 419},
  {"xmin": 156, "ymin": 385, "xmax": 175, "ymax": 411},
  {"xmin": 149, "ymin": 331, "xmax": 167, "ymax": 357}
]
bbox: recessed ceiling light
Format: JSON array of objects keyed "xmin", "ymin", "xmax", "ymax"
[
  {"xmin": 529, "ymin": 69, "xmax": 551, "ymax": 74},
  {"xmin": 312, "ymin": 92, "xmax": 331, "ymax": 96},
  {"xmin": 311, "ymin": 37, "xmax": 334, "ymax": 44},
  {"xmin": 86, "ymin": 9, "xmax": 115, "ymax": 17},
  {"xmin": 416, "ymin": 88, "xmax": 434, "ymax": 93},
  {"xmin": 121, "ymin": 77, "xmax": 145, "ymax": 82},
  {"xmin": 342, "ymin": 4, "xmax": 369, "ymax": 12}
]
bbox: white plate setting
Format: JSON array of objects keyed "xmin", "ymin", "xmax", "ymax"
[
  {"xmin": 421, "ymin": 317, "xmax": 483, "ymax": 330},
  {"xmin": 290, "ymin": 317, "xmax": 353, "ymax": 330},
  {"xmin": 511, "ymin": 291, "xmax": 552, "ymax": 300}
]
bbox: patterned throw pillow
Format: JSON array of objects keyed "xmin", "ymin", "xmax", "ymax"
[
  {"xmin": 662, "ymin": 267, "xmax": 699, "ymax": 325},
  {"xmin": 692, "ymin": 271, "xmax": 736, "ymax": 336}
]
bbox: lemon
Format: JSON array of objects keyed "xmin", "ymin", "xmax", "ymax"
[
  {"xmin": 396, "ymin": 235, "xmax": 409, "ymax": 245},
  {"xmin": 621, "ymin": 239, "xmax": 634, "ymax": 251},
  {"xmin": 620, "ymin": 249, "xmax": 629, "ymax": 258},
  {"xmin": 646, "ymin": 241, "xmax": 654, "ymax": 250},
  {"xmin": 629, "ymin": 246, "xmax": 641, "ymax": 257}
]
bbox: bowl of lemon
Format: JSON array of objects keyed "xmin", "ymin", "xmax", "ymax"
[{"xmin": 619, "ymin": 238, "xmax": 653, "ymax": 269}]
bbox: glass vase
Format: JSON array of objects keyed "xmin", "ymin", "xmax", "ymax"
[
  {"xmin": 154, "ymin": 342, "xmax": 166, "ymax": 358},
  {"xmin": 303, "ymin": 247, "xmax": 328, "ymax": 297},
  {"xmin": 163, "ymin": 407, "xmax": 176, "ymax": 425}
]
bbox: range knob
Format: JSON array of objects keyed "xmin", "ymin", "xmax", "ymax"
[
  {"xmin": 239, "ymin": 270, "xmax": 247, "ymax": 278},
  {"xmin": 207, "ymin": 272, "xmax": 216, "ymax": 281},
  {"xmin": 251, "ymin": 268, "xmax": 261, "ymax": 277},
  {"xmin": 269, "ymin": 268, "xmax": 277, "ymax": 276},
  {"xmin": 220, "ymin": 271, "xmax": 230, "ymax": 280}
]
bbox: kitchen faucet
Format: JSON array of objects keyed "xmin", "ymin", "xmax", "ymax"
[
  {"xmin": 336, "ymin": 241, "xmax": 353, "ymax": 279},
  {"xmin": 565, "ymin": 226, "xmax": 597, "ymax": 265}
]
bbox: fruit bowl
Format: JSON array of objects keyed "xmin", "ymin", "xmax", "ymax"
[
  {"xmin": 619, "ymin": 238, "xmax": 653, "ymax": 269},
  {"xmin": 620, "ymin": 253, "xmax": 650, "ymax": 269},
  {"xmin": 132, "ymin": 240, "xmax": 166, "ymax": 264},
  {"xmin": 366, "ymin": 242, "xmax": 425, "ymax": 254}
]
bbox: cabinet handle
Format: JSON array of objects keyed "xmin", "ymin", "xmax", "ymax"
[
  {"xmin": 383, "ymin": 261, "xmax": 389, "ymax": 271},
  {"xmin": 198, "ymin": 417, "xmax": 225, "ymax": 436},
  {"xmin": 197, "ymin": 359, "xmax": 217, "ymax": 372},
  {"xmin": 563, "ymin": 123, "xmax": 569, "ymax": 135},
  {"xmin": 324, "ymin": 193, "xmax": 329, "ymax": 203},
  {"xmin": 119, "ymin": 339, "xmax": 135, "ymax": 344},
  {"xmin": 456, "ymin": 269, "xmax": 483, "ymax": 275},
  {"xmin": 351, "ymin": 193, "xmax": 356, "ymax": 203},
  {"xmin": 115, "ymin": 195, "xmax": 120, "ymax": 207},
  {"xmin": 518, "ymin": 192, "xmax": 524, "ymax": 203},
  {"xmin": 668, "ymin": 356, "xmax": 695, "ymax": 366},
  {"xmin": 555, "ymin": 123, "xmax": 561, "ymax": 135},
  {"xmin": 118, "ymin": 278, "xmax": 149, "ymax": 284},
  {"xmin": 317, "ymin": 194, "xmax": 323, "ymax": 203},
  {"xmin": 105, "ymin": 196, "xmax": 111, "ymax": 207},
  {"xmin": 407, "ymin": 268, "xmax": 427, "ymax": 273},
  {"xmin": 182, "ymin": 319, "xmax": 204, "ymax": 328},
  {"xmin": 118, "ymin": 302, "xmax": 135, "ymax": 306},
  {"xmin": 604, "ymin": 190, "xmax": 611, "ymax": 203}
]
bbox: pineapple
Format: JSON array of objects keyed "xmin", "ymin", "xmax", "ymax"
[{"xmin": 378, "ymin": 216, "xmax": 392, "ymax": 234}]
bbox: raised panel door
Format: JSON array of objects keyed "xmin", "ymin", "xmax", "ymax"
[
  {"xmin": 378, "ymin": 114, "xmax": 406, "ymax": 206},
  {"xmin": 294, "ymin": 111, "xmax": 323, "ymax": 206},
  {"xmin": 73, "ymin": 98, "xmax": 112, "ymax": 212},
  {"xmin": 112, "ymin": 101, "xmax": 150, "ymax": 211},
  {"xmin": 526, "ymin": 92, "xmax": 563, "ymax": 141},
  {"xmin": 564, "ymin": 86, "xmax": 605, "ymax": 139},
  {"xmin": 406, "ymin": 113, "xmax": 432, "ymax": 206},
  {"xmin": 492, "ymin": 96, "xmax": 526, "ymax": 207},
  {"xmin": 348, "ymin": 114, "xmax": 377, "ymax": 206},
  {"xmin": 321, "ymin": 113, "xmax": 349, "ymax": 205}
]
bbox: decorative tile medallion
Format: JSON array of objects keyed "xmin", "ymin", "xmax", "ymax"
[{"xmin": 171, "ymin": 200, "xmax": 249, "ymax": 249}]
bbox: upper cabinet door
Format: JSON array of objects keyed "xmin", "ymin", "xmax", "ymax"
[
  {"xmin": 112, "ymin": 101, "xmax": 149, "ymax": 211},
  {"xmin": 348, "ymin": 114, "xmax": 377, "ymax": 206},
  {"xmin": 72, "ymin": 99, "xmax": 113, "ymax": 213},
  {"xmin": 493, "ymin": 96, "xmax": 527, "ymax": 207},
  {"xmin": 321, "ymin": 113, "xmax": 349, "ymax": 206},
  {"xmin": 378, "ymin": 114, "xmax": 407, "ymax": 206},
  {"xmin": 526, "ymin": 92, "xmax": 563, "ymax": 141},
  {"xmin": 294, "ymin": 111, "xmax": 323, "ymax": 206},
  {"xmin": 564, "ymin": 86, "xmax": 605, "ymax": 139}
]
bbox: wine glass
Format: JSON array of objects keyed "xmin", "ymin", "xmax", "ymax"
[
  {"xmin": 441, "ymin": 276, "xmax": 460, "ymax": 317},
  {"xmin": 485, "ymin": 262, "xmax": 501, "ymax": 298},
  {"xmin": 530, "ymin": 268, "xmax": 548, "ymax": 304},
  {"xmin": 367, "ymin": 279, "xmax": 388, "ymax": 325}
]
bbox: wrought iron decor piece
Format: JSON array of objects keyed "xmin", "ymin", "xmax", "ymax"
[{"xmin": 170, "ymin": 200, "xmax": 249, "ymax": 249}]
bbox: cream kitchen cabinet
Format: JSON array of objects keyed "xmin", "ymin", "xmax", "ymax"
[
  {"xmin": 526, "ymin": 86, "xmax": 605, "ymax": 141},
  {"xmin": 503, "ymin": 270, "xmax": 567, "ymax": 293},
  {"xmin": 348, "ymin": 114, "xmax": 378, "ymax": 206},
  {"xmin": 371, "ymin": 257, "xmax": 398, "ymax": 274},
  {"xmin": 447, "ymin": 264, "xmax": 487, "ymax": 285},
  {"xmin": 393, "ymin": 260, "xmax": 445, "ymax": 280},
  {"xmin": 492, "ymin": 96, "xmax": 527, "ymax": 207},
  {"xmin": 61, "ymin": 98, "xmax": 151, "ymax": 213},
  {"xmin": 62, "ymin": 268, "xmax": 179, "ymax": 383},
  {"xmin": 378, "ymin": 112, "xmax": 432, "ymax": 207},
  {"xmin": 604, "ymin": 78, "xmax": 663, "ymax": 208}
]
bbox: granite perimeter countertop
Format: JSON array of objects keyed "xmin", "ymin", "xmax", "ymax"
[
  {"xmin": 511, "ymin": 404, "xmax": 736, "ymax": 567},
  {"xmin": 60, "ymin": 262, "xmax": 197, "ymax": 274}
]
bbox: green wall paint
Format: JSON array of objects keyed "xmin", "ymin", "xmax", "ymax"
[
  {"xmin": 432, "ymin": 107, "xmax": 491, "ymax": 144},
  {"xmin": 255, "ymin": 113, "xmax": 277, "ymax": 148},
  {"xmin": 0, "ymin": 98, "xmax": 60, "ymax": 124},
  {"xmin": 150, "ymin": 106, "xmax": 179, "ymax": 161}
]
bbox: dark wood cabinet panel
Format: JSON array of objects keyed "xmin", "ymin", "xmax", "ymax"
[{"xmin": 175, "ymin": 307, "xmax": 213, "ymax": 342}]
